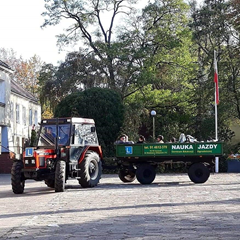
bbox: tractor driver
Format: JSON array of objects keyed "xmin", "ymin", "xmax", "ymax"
[{"xmin": 45, "ymin": 127, "xmax": 56, "ymax": 143}]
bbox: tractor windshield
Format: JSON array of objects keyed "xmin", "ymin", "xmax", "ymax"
[{"xmin": 38, "ymin": 124, "xmax": 71, "ymax": 147}]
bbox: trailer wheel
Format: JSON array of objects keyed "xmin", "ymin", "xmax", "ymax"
[
  {"xmin": 55, "ymin": 160, "xmax": 66, "ymax": 192},
  {"xmin": 188, "ymin": 163, "xmax": 210, "ymax": 183},
  {"xmin": 11, "ymin": 161, "xmax": 25, "ymax": 194},
  {"xmin": 78, "ymin": 151, "xmax": 102, "ymax": 188},
  {"xmin": 45, "ymin": 179, "xmax": 55, "ymax": 188},
  {"xmin": 119, "ymin": 168, "xmax": 136, "ymax": 183},
  {"xmin": 136, "ymin": 164, "xmax": 156, "ymax": 184}
]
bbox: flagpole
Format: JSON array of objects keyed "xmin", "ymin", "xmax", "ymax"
[
  {"xmin": 214, "ymin": 50, "xmax": 219, "ymax": 173},
  {"xmin": 215, "ymin": 89, "xmax": 219, "ymax": 173}
]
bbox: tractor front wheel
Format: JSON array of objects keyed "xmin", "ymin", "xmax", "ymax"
[
  {"xmin": 78, "ymin": 151, "xmax": 102, "ymax": 188},
  {"xmin": 55, "ymin": 160, "xmax": 66, "ymax": 192},
  {"xmin": 11, "ymin": 161, "xmax": 25, "ymax": 194}
]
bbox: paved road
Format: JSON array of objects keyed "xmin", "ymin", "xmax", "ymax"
[{"xmin": 1, "ymin": 173, "xmax": 240, "ymax": 239}]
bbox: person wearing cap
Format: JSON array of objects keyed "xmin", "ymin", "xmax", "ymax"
[
  {"xmin": 156, "ymin": 135, "xmax": 164, "ymax": 143},
  {"xmin": 137, "ymin": 135, "xmax": 145, "ymax": 144},
  {"xmin": 115, "ymin": 134, "xmax": 128, "ymax": 144}
]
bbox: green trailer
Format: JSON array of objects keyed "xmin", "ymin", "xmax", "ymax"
[{"xmin": 115, "ymin": 142, "xmax": 223, "ymax": 185}]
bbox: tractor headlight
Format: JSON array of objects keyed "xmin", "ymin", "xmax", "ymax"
[{"xmin": 24, "ymin": 159, "xmax": 36, "ymax": 166}]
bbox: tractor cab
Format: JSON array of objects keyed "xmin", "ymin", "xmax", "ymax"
[{"xmin": 37, "ymin": 118, "xmax": 98, "ymax": 148}]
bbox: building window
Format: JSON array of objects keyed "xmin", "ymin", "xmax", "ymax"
[
  {"xmin": 34, "ymin": 110, "xmax": 38, "ymax": 126},
  {"xmin": 10, "ymin": 102, "xmax": 14, "ymax": 121},
  {"xmin": 29, "ymin": 109, "xmax": 32, "ymax": 126},
  {"xmin": 22, "ymin": 106, "xmax": 26, "ymax": 126},
  {"xmin": 0, "ymin": 80, "xmax": 5, "ymax": 103},
  {"xmin": 16, "ymin": 104, "xmax": 20, "ymax": 123}
]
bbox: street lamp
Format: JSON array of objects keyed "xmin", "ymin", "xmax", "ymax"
[{"xmin": 151, "ymin": 110, "xmax": 156, "ymax": 140}]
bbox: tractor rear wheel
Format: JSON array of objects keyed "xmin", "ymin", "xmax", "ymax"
[
  {"xmin": 11, "ymin": 161, "xmax": 25, "ymax": 194},
  {"xmin": 136, "ymin": 163, "xmax": 156, "ymax": 184},
  {"xmin": 188, "ymin": 162, "xmax": 210, "ymax": 183},
  {"xmin": 119, "ymin": 168, "xmax": 136, "ymax": 183},
  {"xmin": 55, "ymin": 160, "xmax": 66, "ymax": 192},
  {"xmin": 78, "ymin": 151, "xmax": 102, "ymax": 188}
]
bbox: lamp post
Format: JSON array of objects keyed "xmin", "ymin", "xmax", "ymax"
[{"xmin": 151, "ymin": 110, "xmax": 156, "ymax": 140}]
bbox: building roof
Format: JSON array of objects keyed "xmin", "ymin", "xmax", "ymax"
[
  {"xmin": 11, "ymin": 79, "xmax": 39, "ymax": 104},
  {"xmin": 0, "ymin": 60, "xmax": 13, "ymax": 73},
  {"xmin": 0, "ymin": 59, "xmax": 39, "ymax": 104}
]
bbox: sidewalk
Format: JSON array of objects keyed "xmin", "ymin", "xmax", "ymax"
[{"xmin": 1, "ymin": 173, "xmax": 240, "ymax": 239}]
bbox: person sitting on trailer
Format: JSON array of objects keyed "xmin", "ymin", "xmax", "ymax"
[
  {"xmin": 179, "ymin": 133, "xmax": 186, "ymax": 143},
  {"xmin": 115, "ymin": 134, "xmax": 134, "ymax": 144},
  {"xmin": 115, "ymin": 134, "xmax": 128, "ymax": 144},
  {"xmin": 170, "ymin": 137, "xmax": 177, "ymax": 143},
  {"xmin": 137, "ymin": 135, "xmax": 145, "ymax": 143},
  {"xmin": 156, "ymin": 135, "xmax": 164, "ymax": 143}
]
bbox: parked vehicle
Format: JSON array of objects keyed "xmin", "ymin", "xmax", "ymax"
[
  {"xmin": 115, "ymin": 142, "xmax": 223, "ymax": 184},
  {"xmin": 11, "ymin": 117, "xmax": 102, "ymax": 194}
]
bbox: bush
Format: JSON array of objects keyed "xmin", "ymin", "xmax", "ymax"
[{"xmin": 55, "ymin": 88, "xmax": 124, "ymax": 157}]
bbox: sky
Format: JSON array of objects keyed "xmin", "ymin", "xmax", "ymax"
[
  {"xmin": 0, "ymin": 0, "xmax": 202, "ymax": 66},
  {"xmin": 0, "ymin": 0, "xmax": 141, "ymax": 65},
  {"xmin": 0, "ymin": 0, "xmax": 70, "ymax": 65}
]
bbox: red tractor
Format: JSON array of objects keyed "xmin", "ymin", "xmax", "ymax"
[{"xmin": 11, "ymin": 117, "xmax": 102, "ymax": 193}]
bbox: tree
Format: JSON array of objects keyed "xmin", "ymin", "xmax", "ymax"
[
  {"xmin": 55, "ymin": 88, "xmax": 124, "ymax": 156},
  {"xmin": 0, "ymin": 48, "xmax": 20, "ymax": 69},
  {"xmin": 42, "ymin": 0, "xmax": 138, "ymax": 93},
  {"xmin": 189, "ymin": 0, "xmax": 239, "ymax": 141},
  {"xmin": 42, "ymin": 0, "xmax": 194, "ymax": 97},
  {"xmin": 38, "ymin": 63, "xmax": 59, "ymax": 112},
  {"xmin": 119, "ymin": 0, "xmax": 196, "ymax": 141},
  {"xmin": 14, "ymin": 55, "xmax": 43, "ymax": 96},
  {"xmin": 228, "ymin": 0, "xmax": 240, "ymax": 32},
  {"xmin": 0, "ymin": 48, "xmax": 43, "ymax": 96},
  {"xmin": 40, "ymin": 0, "xmax": 202, "ymax": 144}
]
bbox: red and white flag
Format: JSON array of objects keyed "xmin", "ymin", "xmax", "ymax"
[{"xmin": 214, "ymin": 51, "xmax": 219, "ymax": 105}]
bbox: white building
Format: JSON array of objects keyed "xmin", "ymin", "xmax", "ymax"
[{"xmin": 0, "ymin": 60, "xmax": 41, "ymax": 172}]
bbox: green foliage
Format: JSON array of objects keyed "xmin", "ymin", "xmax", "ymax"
[
  {"xmin": 38, "ymin": 63, "xmax": 59, "ymax": 112},
  {"xmin": 227, "ymin": 0, "xmax": 240, "ymax": 33},
  {"xmin": 189, "ymin": 0, "xmax": 240, "ymax": 142},
  {"xmin": 42, "ymin": 0, "xmax": 141, "ymax": 92},
  {"xmin": 118, "ymin": 0, "xmax": 198, "ymax": 142},
  {"xmin": 38, "ymin": 0, "xmax": 240, "ymax": 156},
  {"xmin": 55, "ymin": 88, "xmax": 124, "ymax": 156}
]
